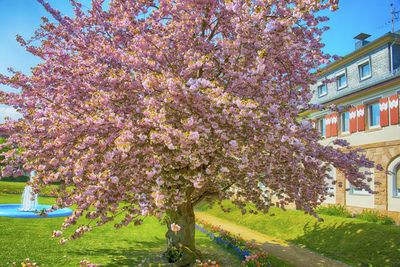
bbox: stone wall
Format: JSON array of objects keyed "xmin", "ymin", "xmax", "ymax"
[{"xmin": 335, "ymin": 140, "xmax": 400, "ymax": 223}]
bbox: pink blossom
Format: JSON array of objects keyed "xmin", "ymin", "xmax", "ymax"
[
  {"xmin": 229, "ymin": 140, "xmax": 238, "ymax": 148},
  {"xmin": 188, "ymin": 131, "xmax": 200, "ymax": 142},
  {"xmin": 170, "ymin": 223, "xmax": 181, "ymax": 233},
  {"xmin": 220, "ymin": 167, "xmax": 229, "ymax": 173},
  {"xmin": 0, "ymin": 0, "xmax": 375, "ymax": 254},
  {"xmin": 52, "ymin": 230, "xmax": 62, "ymax": 237},
  {"xmin": 152, "ymin": 191, "xmax": 165, "ymax": 208}
]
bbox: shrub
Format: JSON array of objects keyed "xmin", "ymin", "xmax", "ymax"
[
  {"xmin": 317, "ymin": 205, "xmax": 352, "ymax": 218},
  {"xmin": 165, "ymin": 245, "xmax": 183, "ymax": 263},
  {"xmin": 195, "ymin": 259, "xmax": 220, "ymax": 267},
  {"xmin": 355, "ymin": 210, "xmax": 395, "ymax": 225},
  {"xmin": 242, "ymin": 252, "xmax": 271, "ymax": 267}
]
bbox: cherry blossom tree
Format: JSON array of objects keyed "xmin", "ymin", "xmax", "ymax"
[{"xmin": 0, "ymin": 0, "xmax": 377, "ymax": 265}]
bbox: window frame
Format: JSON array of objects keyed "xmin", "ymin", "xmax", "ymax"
[
  {"xmin": 350, "ymin": 186, "xmax": 371, "ymax": 196},
  {"xmin": 367, "ymin": 102, "xmax": 380, "ymax": 129},
  {"xmin": 317, "ymin": 83, "xmax": 328, "ymax": 98},
  {"xmin": 318, "ymin": 118, "xmax": 326, "ymax": 137},
  {"xmin": 393, "ymin": 162, "xmax": 400, "ymax": 198},
  {"xmin": 358, "ymin": 59, "xmax": 372, "ymax": 81},
  {"xmin": 341, "ymin": 111, "xmax": 350, "ymax": 134},
  {"xmin": 349, "ymin": 168, "xmax": 373, "ymax": 196},
  {"xmin": 336, "ymin": 70, "xmax": 348, "ymax": 90}
]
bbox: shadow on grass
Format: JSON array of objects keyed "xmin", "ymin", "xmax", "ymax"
[
  {"xmin": 1, "ymin": 176, "xmax": 29, "ymax": 182},
  {"xmin": 69, "ymin": 239, "xmax": 170, "ymax": 266},
  {"xmin": 293, "ymin": 221, "xmax": 400, "ymax": 267},
  {"xmin": 69, "ymin": 237, "xmax": 243, "ymax": 266}
]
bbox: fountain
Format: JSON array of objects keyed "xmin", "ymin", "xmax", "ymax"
[
  {"xmin": 19, "ymin": 171, "xmax": 38, "ymax": 211},
  {"xmin": 0, "ymin": 171, "xmax": 72, "ymax": 218}
]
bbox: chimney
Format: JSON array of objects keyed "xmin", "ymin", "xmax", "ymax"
[{"xmin": 354, "ymin": 33, "xmax": 371, "ymax": 50}]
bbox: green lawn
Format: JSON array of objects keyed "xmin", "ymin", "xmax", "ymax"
[
  {"xmin": 0, "ymin": 184, "xmax": 242, "ymax": 266},
  {"xmin": 0, "ymin": 181, "xmax": 58, "ymax": 196},
  {"xmin": 197, "ymin": 200, "xmax": 400, "ymax": 267}
]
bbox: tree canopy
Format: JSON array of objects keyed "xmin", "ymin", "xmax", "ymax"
[{"xmin": 0, "ymin": 0, "xmax": 377, "ymax": 264}]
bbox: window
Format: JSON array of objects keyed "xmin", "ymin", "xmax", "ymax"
[
  {"xmin": 351, "ymin": 186, "xmax": 371, "ymax": 195},
  {"xmin": 350, "ymin": 168, "xmax": 373, "ymax": 195},
  {"xmin": 318, "ymin": 84, "xmax": 327, "ymax": 97},
  {"xmin": 341, "ymin": 112, "xmax": 350, "ymax": 133},
  {"xmin": 394, "ymin": 164, "xmax": 400, "ymax": 197},
  {"xmin": 388, "ymin": 156, "xmax": 400, "ymax": 211},
  {"xmin": 336, "ymin": 73, "xmax": 347, "ymax": 89},
  {"xmin": 318, "ymin": 118, "xmax": 326, "ymax": 137},
  {"xmin": 368, "ymin": 102, "xmax": 380, "ymax": 127},
  {"xmin": 359, "ymin": 61, "xmax": 371, "ymax": 80}
]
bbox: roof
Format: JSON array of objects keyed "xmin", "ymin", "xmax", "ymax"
[{"xmin": 317, "ymin": 32, "xmax": 400, "ymax": 77}]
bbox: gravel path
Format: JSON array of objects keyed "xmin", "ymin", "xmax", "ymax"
[{"xmin": 196, "ymin": 212, "xmax": 350, "ymax": 267}]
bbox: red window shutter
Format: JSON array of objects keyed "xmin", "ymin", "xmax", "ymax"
[
  {"xmin": 349, "ymin": 107, "xmax": 357, "ymax": 133},
  {"xmin": 389, "ymin": 94, "xmax": 399, "ymax": 125},
  {"xmin": 331, "ymin": 113, "xmax": 338, "ymax": 137},
  {"xmin": 325, "ymin": 114, "xmax": 331, "ymax": 138},
  {"xmin": 356, "ymin": 105, "xmax": 365, "ymax": 131},
  {"xmin": 379, "ymin": 97, "xmax": 389, "ymax": 127}
]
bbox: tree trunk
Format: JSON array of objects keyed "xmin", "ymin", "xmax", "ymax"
[{"xmin": 165, "ymin": 201, "xmax": 201, "ymax": 266}]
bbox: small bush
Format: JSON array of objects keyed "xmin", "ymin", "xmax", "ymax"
[
  {"xmin": 317, "ymin": 205, "xmax": 352, "ymax": 218},
  {"xmin": 195, "ymin": 259, "xmax": 220, "ymax": 266},
  {"xmin": 165, "ymin": 246, "xmax": 183, "ymax": 263},
  {"xmin": 355, "ymin": 210, "xmax": 395, "ymax": 225},
  {"xmin": 242, "ymin": 252, "xmax": 271, "ymax": 267}
]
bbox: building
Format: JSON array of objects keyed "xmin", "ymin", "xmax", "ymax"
[{"xmin": 308, "ymin": 31, "xmax": 400, "ymax": 222}]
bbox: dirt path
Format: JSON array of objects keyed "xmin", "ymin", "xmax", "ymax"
[{"xmin": 196, "ymin": 212, "xmax": 349, "ymax": 267}]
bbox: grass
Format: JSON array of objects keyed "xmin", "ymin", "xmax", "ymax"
[
  {"xmin": 317, "ymin": 205, "xmax": 395, "ymax": 225},
  {"xmin": 196, "ymin": 200, "xmax": 400, "ymax": 267},
  {"xmin": 316, "ymin": 205, "xmax": 352, "ymax": 218},
  {"xmin": 355, "ymin": 209, "xmax": 395, "ymax": 225},
  {"xmin": 0, "ymin": 181, "xmax": 58, "ymax": 196},
  {"xmin": 0, "ymin": 184, "xmax": 242, "ymax": 266}
]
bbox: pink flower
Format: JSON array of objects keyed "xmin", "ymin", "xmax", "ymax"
[
  {"xmin": 220, "ymin": 167, "xmax": 229, "ymax": 173},
  {"xmin": 152, "ymin": 191, "xmax": 165, "ymax": 207},
  {"xmin": 170, "ymin": 223, "xmax": 181, "ymax": 233},
  {"xmin": 229, "ymin": 140, "xmax": 237, "ymax": 147},
  {"xmin": 110, "ymin": 176, "xmax": 119, "ymax": 184},
  {"xmin": 188, "ymin": 131, "xmax": 200, "ymax": 142},
  {"xmin": 52, "ymin": 230, "xmax": 62, "ymax": 237}
]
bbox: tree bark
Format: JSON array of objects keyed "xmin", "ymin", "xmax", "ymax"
[{"xmin": 165, "ymin": 201, "xmax": 201, "ymax": 266}]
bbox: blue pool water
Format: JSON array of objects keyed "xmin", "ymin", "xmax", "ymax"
[{"xmin": 0, "ymin": 204, "xmax": 72, "ymax": 218}]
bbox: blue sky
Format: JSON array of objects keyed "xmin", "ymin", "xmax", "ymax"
[{"xmin": 0, "ymin": 0, "xmax": 399, "ymax": 122}]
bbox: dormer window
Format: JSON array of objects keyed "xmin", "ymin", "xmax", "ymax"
[
  {"xmin": 318, "ymin": 84, "xmax": 328, "ymax": 97},
  {"xmin": 358, "ymin": 60, "xmax": 371, "ymax": 80}
]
